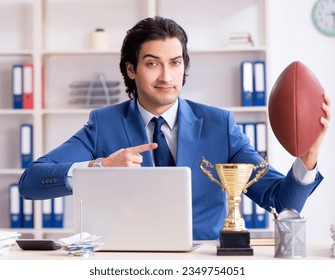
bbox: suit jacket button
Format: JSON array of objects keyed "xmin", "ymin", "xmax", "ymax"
[
  {"xmin": 45, "ymin": 179, "xmax": 50, "ymax": 184},
  {"xmin": 54, "ymin": 178, "xmax": 59, "ymax": 183},
  {"xmin": 41, "ymin": 179, "xmax": 46, "ymax": 184}
]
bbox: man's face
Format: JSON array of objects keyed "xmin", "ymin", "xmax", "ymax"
[{"xmin": 126, "ymin": 37, "xmax": 185, "ymax": 115}]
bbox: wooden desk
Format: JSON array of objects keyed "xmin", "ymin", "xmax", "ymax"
[
  {"xmin": 6, "ymin": 240, "xmax": 333, "ymax": 260},
  {"xmin": 3, "ymin": 240, "xmax": 334, "ymax": 280}
]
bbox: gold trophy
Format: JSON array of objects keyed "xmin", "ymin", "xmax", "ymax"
[{"xmin": 200, "ymin": 157, "xmax": 269, "ymax": 256}]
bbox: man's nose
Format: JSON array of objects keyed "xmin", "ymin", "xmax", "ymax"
[{"xmin": 158, "ymin": 65, "xmax": 173, "ymax": 82}]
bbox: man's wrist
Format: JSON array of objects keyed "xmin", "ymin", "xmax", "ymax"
[
  {"xmin": 88, "ymin": 157, "xmax": 104, "ymax": 167},
  {"xmin": 292, "ymin": 157, "xmax": 317, "ymax": 185}
]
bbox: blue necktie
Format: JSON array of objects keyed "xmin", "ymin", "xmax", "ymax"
[{"xmin": 152, "ymin": 117, "xmax": 175, "ymax": 166}]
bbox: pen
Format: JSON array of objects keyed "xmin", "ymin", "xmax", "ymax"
[
  {"xmin": 80, "ymin": 200, "xmax": 83, "ymax": 240},
  {"xmin": 269, "ymin": 206, "xmax": 278, "ymax": 219}
]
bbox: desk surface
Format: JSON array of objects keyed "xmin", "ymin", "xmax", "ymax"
[{"xmin": 5, "ymin": 240, "xmax": 334, "ymax": 260}]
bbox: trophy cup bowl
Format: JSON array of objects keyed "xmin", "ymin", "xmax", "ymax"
[{"xmin": 200, "ymin": 157, "xmax": 269, "ymax": 256}]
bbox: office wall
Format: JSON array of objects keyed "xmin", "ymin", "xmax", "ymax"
[{"xmin": 266, "ymin": 0, "xmax": 335, "ymax": 239}]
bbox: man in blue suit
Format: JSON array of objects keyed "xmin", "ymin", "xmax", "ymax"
[{"xmin": 19, "ymin": 17, "xmax": 330, "ymax": 240}]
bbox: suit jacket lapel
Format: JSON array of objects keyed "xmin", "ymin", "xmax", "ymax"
[
  {"xmin": 122, "ymin": 100, "xmax": 153, "ymax": 166},
  {"xmin": 176, "ymin": 99, "xmax": 203, "ymax": 167}
]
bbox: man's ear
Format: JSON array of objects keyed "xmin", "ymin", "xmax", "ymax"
[{"xmin": 126, "ymin": 63, "xmax": 135, "ymax": 80}]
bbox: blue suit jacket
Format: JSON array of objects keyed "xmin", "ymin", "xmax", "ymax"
[{"xmin": 19, "ymin": 98, "xmax": 323, "ymax": 240}]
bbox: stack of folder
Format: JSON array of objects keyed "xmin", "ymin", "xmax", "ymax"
[
  {"xmin": 237, "ymin": 122, "xmax": 267, "ymax": 159},
  {"xmin": 9, "ymin": 183, "xmax": 34, "ymax": 228},
  {"xmin": 241, "ymin": 61, "xmax": 266, "ymax": 106},
  {"xmin": 20, "ymin": 124, "xmax": 33, "ymax": 169},
  {"xmin": 12, "ymin": 64, "xmax": 34, "ymax": 109},
  {"xmin": 227, "ymin": 32, "xmax": 254, "ymax": 47},
  {"xmin": 238, "ymin": 121, "xmax": 268, "ymax": 229},
  {"xmin": 242, "ymin": 195, "xmax": 269, "ymax": 229},
  {"xmin": 42, "ymin": 197, "xmax": 64, "ymax": 228}
]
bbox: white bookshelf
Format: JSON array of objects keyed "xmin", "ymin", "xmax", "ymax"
[{"xmin": 0, "ymin": 0, "xmax": 269, "ymax": 239}]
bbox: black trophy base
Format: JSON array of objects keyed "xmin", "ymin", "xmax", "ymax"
[{"xmin": 217, "ymin": 230, "xmax": 253, "ymax": 256}]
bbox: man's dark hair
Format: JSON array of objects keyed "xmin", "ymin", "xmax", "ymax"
[{"xmin": 120, "ymin": 16, "xmax": 190, "ymax": 99}]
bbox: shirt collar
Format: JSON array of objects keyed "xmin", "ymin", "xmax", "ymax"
[{"xmin": 137, "ymin": 99, "xmax": 179, "ymax": 130}]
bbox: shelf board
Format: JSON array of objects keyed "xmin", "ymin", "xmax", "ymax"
[
  {"xmin": 0, "ymin": 227, "xmax": 74, "ymax": 236},
  {"xmin": 0, "ymin": 109, "xmax": 34, "ymax": 115},
  {"xmin": 0, "ymin": 169, "xmax": 24, "ymax": 175},
  {"xmin": 0, "ymin": 50, "xmax": 33, "ymax": 56},
  {"xmin": 224, "ymin": 106, "xmax": 268, "ymax": 113},
  {"xmin": 0, "ymin": 228, "xmax": 34, "ymax": 234},
  {"xmin": 41, "ymin": 227, "xmax": 75, "ymax": 235},
  {"xmin": 42, "ymin": 49, "xmax": 121, "ymax": 56},
  {"xmin": 42, "ymin": 108, "xmax": 91, "ymax": 115},
  {"xmin": 189, "ymin": 46, "xmax": 267, "ymax": 53}
]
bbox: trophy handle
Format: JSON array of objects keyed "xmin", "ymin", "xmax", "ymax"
[
  {"xmin": 200, "ymin": 157, "xmax": 224, "ymax": 189},
  {"xmin": 243, "ymin": 160, "xmax": 269, "ymax": 192}
]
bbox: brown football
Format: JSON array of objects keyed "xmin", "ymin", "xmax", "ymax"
[{"xmin": 268, "ymin": 61, "xmax": 324, "ymax": 157}]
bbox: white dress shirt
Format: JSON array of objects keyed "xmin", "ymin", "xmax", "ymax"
[{"xmin": 137, "ymin": 99, "xmax": 178, "ymax": 164}]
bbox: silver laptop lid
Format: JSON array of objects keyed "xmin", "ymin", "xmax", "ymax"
[{"xmin": 72, "ymin": 167, "xmax": 193, "ymax": 251}]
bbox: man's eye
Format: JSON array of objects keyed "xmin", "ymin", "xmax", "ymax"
[
  {"xmin": 173, "ymin": 60, "xmax": 182, "ymax": 66},
  {"xmin": 147, "ymin": 62, "xmax": 158, "ymax": 67}
]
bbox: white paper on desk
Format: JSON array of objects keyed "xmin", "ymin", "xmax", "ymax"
[
  {"xmin": 0, "ymin": 231, "xmax": 20, "ymax": 259},
  {"xmin": 0, "ymin": 231, "xmax": 21, "ymax": 241},
  {"xmin": 58, "ymin": 232, "xmax": 101, "ymax": 245}
]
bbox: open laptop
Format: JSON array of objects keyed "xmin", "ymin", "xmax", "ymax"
[{"xmin": 72, "ymin": 167, "xmax": 193, "ymax": 252}]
